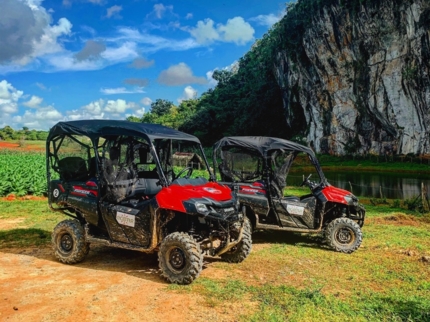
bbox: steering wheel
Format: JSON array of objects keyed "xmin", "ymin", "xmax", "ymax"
[
  {"xmin": 300, "ymin": 174, "xmax": 312, "ymax": 187},
  {"xmin": 175, "ymin": 166, "xmax": 193, "ymax": 179}
]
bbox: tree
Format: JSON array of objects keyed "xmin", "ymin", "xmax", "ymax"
[
  {"xmin": 151, "ymin": 99, "xmax": 173, "ymax": 116},
  {"xmin": 126, "ymin": 116, "xmax": 141, "ymax": 123},
  {"xmin": 212, "ymin": 70, "xmax": 233, "ymax": 86}
]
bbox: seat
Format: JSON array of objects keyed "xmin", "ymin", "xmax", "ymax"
[
  {"xmin": 282, "ymin": 196, "xmax": 301, "ymax": 203},
  {"xmin": 57, "ymin": 157, "xmax": 88, "ymax": 181},
  {"xmin": 124, "ymin": 169, "xmax": 162, "ymax": 198}
]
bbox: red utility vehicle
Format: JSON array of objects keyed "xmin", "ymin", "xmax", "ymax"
[
  {"xmin": 46, "ymin": 120, "xmax": 251, "ymax": 284},
  {"xmin": 213, "ymin": 136, "xmax": 365, "ymax": 253}
]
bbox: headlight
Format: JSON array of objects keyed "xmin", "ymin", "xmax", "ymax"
[
  {"xmin": 344, "ymin": 195, "xmax": 358, "ymax": 205},
  {"xmin": 195, "ymin": 203, "xmax": 209, "ymax": 214}
]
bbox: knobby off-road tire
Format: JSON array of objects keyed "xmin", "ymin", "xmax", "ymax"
[
  {"xmin": 158, "ymin": 232, "xmax": 203, "ymax": 285},
  {"xmin": 220, "ymin": 217, "xmax": 252, "ymax": 263},
  {"xmin": 324, "ymin": 217, "xmax": 362, "ymax": 254},
  {"xmin": 52, "ymin": 219, "xmax": 90, "ymax": 264}
]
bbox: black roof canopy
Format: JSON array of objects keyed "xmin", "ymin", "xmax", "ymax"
[
  {"xmin": 213, "ymin": 136, "xmax": 316, "ymax": 158},
  {"xmin": 48, "ymin": 120, "xmax": 201, "ymax": 143},
  {"xmin": 213, "ymin": 136, "xmax": 327, "ymax": 185}
]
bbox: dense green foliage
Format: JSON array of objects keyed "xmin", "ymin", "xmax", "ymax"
[
  {"xmin": 127, "ymin": 98, "xmax": 199, "ymax": 130},
  {"xmin": 0, "ymin": 150, "xmax": 47, "ymax": 196}
]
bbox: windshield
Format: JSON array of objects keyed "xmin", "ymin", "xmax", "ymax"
[
  {"xmin": 153, "ymin": 139, "xmax": 211, "ymax": 183},
  {"xmin": 216, "ymin": 147, "xmax": 263, "ymax": 182}
]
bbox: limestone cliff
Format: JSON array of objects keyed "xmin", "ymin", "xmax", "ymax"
[{"xmin": 275, "ymin": 0, "xmax": 430, "ymax": 155}]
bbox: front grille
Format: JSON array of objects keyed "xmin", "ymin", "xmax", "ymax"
[{"xmin": 213, "ymin": 206, "xmax": 236, "ymax": 216}]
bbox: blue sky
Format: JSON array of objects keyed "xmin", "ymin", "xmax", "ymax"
[{"xmin": 0, "ymin": 0, "xmax": 286, "ymax": 130}]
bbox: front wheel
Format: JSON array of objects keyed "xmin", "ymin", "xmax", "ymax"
[
  {"xmin": 158, "ymin": 232, "xmax": 203, "ymax": 285},
  {"xmin": 220, "ymin": 218, "xmax": 252, "ymax": 263},
  {"xmin": 52, "ymin": 219, "xmax": 89, "ymax": 264},
  {"xmin": 324, "ymin": 218, "xmax": 362, "ymax": 254}
]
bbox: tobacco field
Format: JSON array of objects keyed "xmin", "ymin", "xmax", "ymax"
[{"xmin": 0, "ymin": 150, "xmax": 46, "ymax": 197}]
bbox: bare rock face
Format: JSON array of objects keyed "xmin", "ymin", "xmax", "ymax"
[{"xmin": 275, "ymin": 0, "xmax": 430, "ymax": 155}]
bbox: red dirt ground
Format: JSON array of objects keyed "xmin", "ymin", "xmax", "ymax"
[
  {"xmin": 1, "ymin": 194, "xmax": 47, "ymax": 202},
  {"xmin": 0, "ymin": 141, "xmax": 44, "ymax": 151},
  {"xmin": 0, "ymin": 245, "xmax": 251, "ymax": 322}
]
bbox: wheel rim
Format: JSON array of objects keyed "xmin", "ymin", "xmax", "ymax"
[
  {"xmin": 335, "ymin": 227, "xmax": 355, "ymax": 245},
  {"xmin": 60, "ymin": 233, "xmax": 73, "ymax": 253},
  {"xmin": 167, "ymin": 247, "xmax": 186, "ymax": 271}
]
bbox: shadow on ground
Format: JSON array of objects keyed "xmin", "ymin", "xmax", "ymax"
[
  {"xmin": 252, "ymin": 229, "xmax": 330, "ymax": 251},
  {"xmin": 0, "ymin": 228, "xmax": 223, "ymax": 284}
]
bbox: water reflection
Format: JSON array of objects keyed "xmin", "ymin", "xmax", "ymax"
[{"xmin": 289, "ymin": 171, "xmax": 430, "ymax": 199}]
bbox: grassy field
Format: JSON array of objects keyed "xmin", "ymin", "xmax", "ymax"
[{"xmin": 0, "ymin": 198, "xmax": 429, "ymax": 321}]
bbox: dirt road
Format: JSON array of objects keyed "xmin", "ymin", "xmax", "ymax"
[{"xmin": 0, "ymin": 245, "xmax": 243, "ymax": 322}]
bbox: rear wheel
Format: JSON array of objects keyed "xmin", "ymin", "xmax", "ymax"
[
  {"xmin": 52, "ymin": 219, "xmax": 89, "ymax": 264},
  {"xmin": 324, "ymin": 218, "xmax": 362, "ymax": 253},
  {"xmin": 220, "ymin": 218, "xmax": 252, "ymax": 263},
  {"xmin": 158, "ymin": 232, "xmax": 203, "ymax": 285}
]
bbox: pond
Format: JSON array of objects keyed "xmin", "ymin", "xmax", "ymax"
[{"xmin": 288, "ymin": 170, "xmax": 430, "ymax": 200}]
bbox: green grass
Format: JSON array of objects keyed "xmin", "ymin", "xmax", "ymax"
[
  {"xmin": 167, "ymin": 204, "xmax": 430, "ymax": 321},
  {"xmin": 0, "ymin": 200, "xmax": 66, "ymax": 248}
]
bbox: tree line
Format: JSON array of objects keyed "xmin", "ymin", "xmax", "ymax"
[{"xmin": 0, "ymin": 126, "xmax": 48, "ymax": 141}]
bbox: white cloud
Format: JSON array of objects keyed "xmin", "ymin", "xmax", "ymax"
[
  {"xmin": 157, "ymin": 63, "xmax": 207, "ymax": 86},
  {"xmin": 126, "ymin": 107, "xmax": 146, "ymax": 119},
  {"xmin": 44, "ymin": 40, "xmax": 139, "ymax": 72},
  {"xmin": 189, "ymin": 19, "xmax": 220, "ymax": 44},
  {"xmin": 140, "ymin": 97, "xmax": 152, "ymax": 106},
  {"xmin": 110, "ymin": 27, "xmax": 199, "ymax": 53},
  {"xmin": 0, "ymin": 80, "xmax": 23, "ymax": 114},
  {"xmin": 66, "ymin": 109, "xmax": 105, "ymax": 121},
  {"xmin": 185, "ymin": 13, "xmax": 193, "ymax": 20},
  {"xmin": 82, "ymin": 99, "xmax": 105, "ymax": 115},
  {"xmin": 147, "ymin": 4, "xmax": 174, "ymax": 19},
  {"xmin": 13, "ymin": 106, "xmax": 64, "ymax": 130},
  {"xmin": 23, "ymin": 95, "xmax": 43, "ymax": 108},
  {"xmin": 0, "ymin": 0, "xmax": 72, "ymax": 65},
  {"xmin": 250, "ymin": 13, "xmax": 285, "ymax": 27},
  {"xmin": 100, "ymin": 41, "xmax": 138, "ymax": 62},
  {"xmin": 63, "ymin": 0, "xmax": 105, "ymax": 6},
  {"xmin": 100, "ymin": 87, "xmax": 145, "ymax": 95},
  {"xmin": 104, "ymin": 99, "xmax": 137, "ymax": 114},
  {"xmin": 46, "ymin": 54, "xmax": 104, "ymax": 71},
  {"xmin": 178, "ymin": 86, "xmax": 197, "ymax": 103},
  {"xmin": 188, "ymin": 17, "xmax": 254, "ymax": 45},
  {"xmin": 218, "ymin": 17, "xmax": 254, "ymax": 45},
  {"xmin": 106, "ymin": 5, "xmax": 122, "ymax": 19},
  {"xmin": 35, "ymin": 82, "xmax": 48, "ymax": 90},
  {"xmin": 0, "ymin": 80, "xmax": 63, "ymax": 130},
  {"xmin": 206, "ymin": 70, "xmax": 218, "ymax": 88},
  {"xmin": 68, "ymin": 98, "xmax": 139, "ymax": 120}
]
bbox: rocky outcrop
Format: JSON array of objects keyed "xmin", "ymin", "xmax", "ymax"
[{"xmin": 275, "ymin": 0, "xmax": 430, "ymax": 155}]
